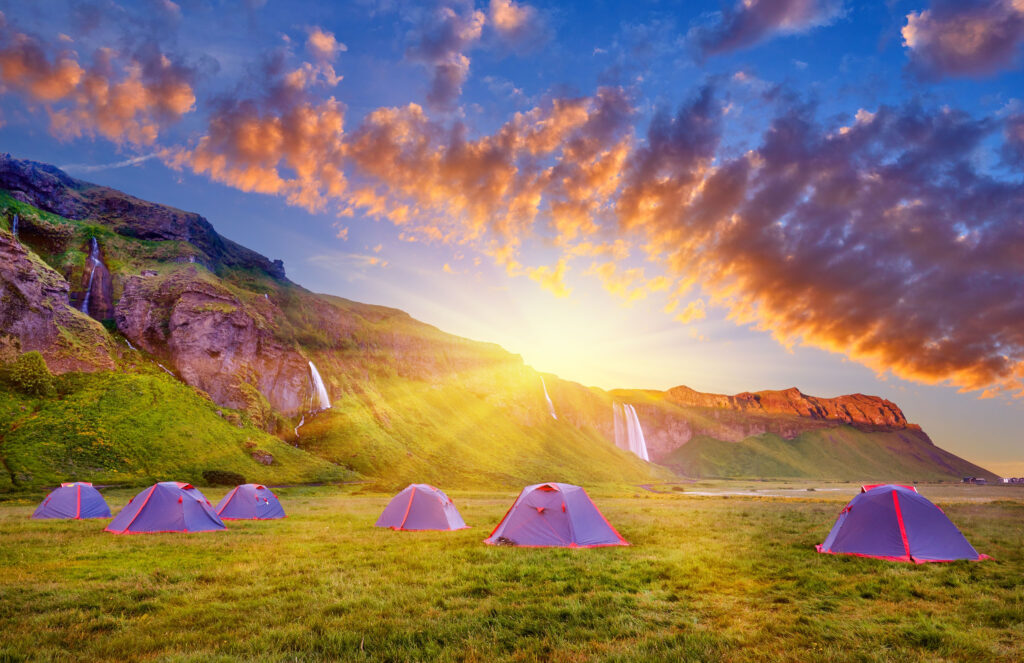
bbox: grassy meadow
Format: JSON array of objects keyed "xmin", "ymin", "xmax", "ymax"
[{"xmin": 1, "ymin": 482, "xmax": 1022, "ymax": 662}]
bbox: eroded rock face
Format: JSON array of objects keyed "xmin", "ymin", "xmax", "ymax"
[
  {"xmin": 115, "ymin": 269, "xmax": 312, "ymax": 415},
  {"xmin": 665, "ymin": 385, "xmax": 914, "ymax": 429},
  {"xmin": 0, "ymin": 154, "xmax": 286, "ymax": 279},
  {"xmin": 76, "ymin": 239, "xmax": 115, "ymax": 320},
  {"xmin": 0, "ymin": 233, "xmax": 114, "ymax": 372}
]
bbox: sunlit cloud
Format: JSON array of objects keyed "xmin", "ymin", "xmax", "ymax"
[
  {"xmin": 0, "ymin": 13, "xmax": 195, "ymax": 145},
  {"xmin": 691, "ymin": 0, "xmax": 845, "ymax": 56},
  {"xmin": 406, "ymin": 4, "xmax": 485, "ymax": 110},
  {"xmin": 902, "ymin": 0, "xmax": 1024, "ymax": 78}
]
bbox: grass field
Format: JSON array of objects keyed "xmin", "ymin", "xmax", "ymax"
[{"xmin": 1, "ymin": 481, "xmax": 1022, "ymax": 662}]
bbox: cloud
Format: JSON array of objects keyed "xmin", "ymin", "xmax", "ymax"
[
  {"xmin": 344, "ymin": 86, "xmax": 633, "ymax": 264},
  {"xmin": 60, "ymin": 152, "xmax": 158, "ymax": 173},
  {"xmin": 488, "ymin": 0, "xmax": 549, "ymax": 51},
  {"xmin": 528, "ymin": 257, "xmax": 571, "ymax": 297},
  {"xmin": 902, "ymin": 0, "xmax": 1024, "ymax": 78},
  {"xmin": 693, "ymin": 0, "xmax": 845, "ymax": 56},
  {"xmin": 0, "ymin": 19, "xmax": 84, "ymax": 101},
  {"xmin": 307, "ymin": 27, "xmax": 347, "ymax": 62},
  {"xmin": 674, "ymin": 299, "xmax": 707, "ymax": 324},
  {"xmin": 406, "ymin": 4, "xmax": 485, "ymax": 111},
  {"xmin": 168, "ymin": 48, "xmax": 346, "ymax": 212},
  {"xmin": 625, "ymin": 95, "xmax": 1024, "ymax": 396},
  {"xmin": 1004, "ymin": 113, "xmax": 1024, "ymax": 164},
  {"xmin": 0, "ymin": 15, "xmax": 195, "ymax": 145}
]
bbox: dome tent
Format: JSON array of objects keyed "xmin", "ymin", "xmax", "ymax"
[
  {"xmin": 375, "ymin": 484, "xmax": 467, "ymax": 531},
  {"xmin": 106, "ymin": 482, "xmax": 225, "ymax": 534},
  {"xmin": 484, "ymin": 482, "xmax": 628, "ymax": 548},
  {"xmin": 215, "ymin": 484, "xmax": 286, "ymax": 520},
  {"xmin": 33, "ymin": 482, "xmax": 111, "ymax": 519},
  {"xmin": 816, "ymin": 484, "xmax": 989, "ymax": 563}
]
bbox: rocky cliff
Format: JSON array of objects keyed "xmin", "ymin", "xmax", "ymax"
[
  {"xmin": 665, "ymin": 385, "xmax": 915, "ymax": 430},
  {"xmin": 0, "ymin": 232, "xmax": 114, "ymax": 372},
  {"xmin": 0, "ymin": 154, "xmax": 996, "ymax": 484}
]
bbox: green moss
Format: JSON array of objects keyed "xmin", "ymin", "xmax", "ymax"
[{"xmin": 0, "ymin": 370, "xmax": 350, "ymax": 489}]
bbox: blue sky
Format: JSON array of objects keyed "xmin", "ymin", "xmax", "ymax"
[{"xmin": 1, "ymin": 0, "xmax": 1023, "ymax": 473}]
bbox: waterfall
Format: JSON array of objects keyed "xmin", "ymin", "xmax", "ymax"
[
  {"xmin": 124, "ymin": 338, "xmax": 137, "ymax": 351},
  {"xmin": 295, "ymin": 362, "xmax": 331, "ymax": 438},
  {"xmin": 308, "ymin": 361, "xmax": 331, "ymax": 412},
  {"xmin": 540, "ymin": 376, "xmax": 557, "ymax": 420},
  {"xmin": 157, "ymin": 363, "xmax": 175, "ymax": 376},
  {"xmin": 613, "ymin": 402, "xmax": 650, "ymax": 461},
  {"xmin": 11, "ymin": 213, "xmax": 18, "ymax": 240},
  {"xmin": 81, "ymin": 237, "xmax": 101, "ymax": 314}
]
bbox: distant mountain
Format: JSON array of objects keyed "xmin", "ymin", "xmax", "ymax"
[{"xmin": 0, "ymin": 154, "xmax": 996, "ymax": 488}]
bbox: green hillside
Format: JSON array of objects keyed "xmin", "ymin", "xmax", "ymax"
[
  {"xmin": 664, "ymin": 427, "xmax": 996, "ymax": 481},
  {"xmin": 295, "ymin": 375, "xmax": 661, "ymax": 491},
  {"xmin": 1, "ymin": 188, "xmax": 662, "ymax": 491},
  {"xmin": 0, "ymin": 364, "xmax": 349, "ymax": 491}
]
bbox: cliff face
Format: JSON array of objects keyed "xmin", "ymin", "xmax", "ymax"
[
  {"xmin": 114, "ymin": 268, "xmax": 313, "ymax": 415},
  {"xmin": 0, "ymin": 233, "xmax": 114, "ymax": 372},
  {"xmin": 665, "ymin": 385, "xmax": 916, "ymax": 430},
  {"xmin": 0, "ymin": 154, "xmax": 994, "ymax": 483},
  {"xmin": 0, "ymin": 154, "xmax": 286, "ymax": 278}
]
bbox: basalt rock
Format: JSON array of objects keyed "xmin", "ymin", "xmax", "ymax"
[
  {"xmin": 0, "ymin": 232, "xmax": 114, "ymax": 372},
  {"xmin": 0, "ymin": 153, "xmax": 287, "ymax": 280},
  {"xmin": 115, "ymin": 268, "xmax": 313, "ymax": 416},
  {"xmin": 665, "ymin": 385, "xmax": 914, "ymax": 430}
]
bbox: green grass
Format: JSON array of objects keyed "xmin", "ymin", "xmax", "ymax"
[
  {"xmin": 296, "ymin": 375, "xmax": 662, "ymax": 491},
  {"xmin": 664, "ymin": 428, "xmax": 994, "ymax": 481},
  {"xmin": 0, "ymin": 484, "xmax": 1021, "ymax": 662},
  {"xmin": 0, "ymin": 371, "xmax": 348, "ymax": 490}
]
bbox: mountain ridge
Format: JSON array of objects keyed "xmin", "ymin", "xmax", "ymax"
[{"xmin": 0, "ymin": 153, "xmax": 998, "ymax": 486}]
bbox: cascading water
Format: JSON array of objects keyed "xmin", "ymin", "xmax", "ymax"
[
  {"xmin": 11, "ymin": 213, "xmax": 18, "ymax": 240},
  {"xmin": 296, "ymin": 361, "xmax": 331, "ymax": 438},
  {"xmin": 541, "ymin": 376, "xmax": 557, "ymax": 420},
  {"xmin": 309, "ymin": 361, "xmax": 331, "ymax": 412},
  {"xmin": 612, "ymin": 402, "xmax": 650, "ymax": 461},
  {"xmin": 80, "ymin": 237, "xmax": 101, "ymax": 314}
]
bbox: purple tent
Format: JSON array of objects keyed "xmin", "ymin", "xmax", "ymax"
[
  {"xmin": 32, "ymin": 482, "xmax": 111, "ymax": 519},
  {"xmin": 817, "ymin": 484, "xmax": 989, "ymax": 563},
  {"xmin": 105, "ymin": 482, "xmax": 225, "ymax": 534},
  {"xmin": 375, "ymin": 484, "xmax": 467, "ymax": 531},
  {"xmin": 215, "ymin": 484, "xmax": 286, "ymax": 520},
  {"xmin": 485, "ymin": 482, "xmax": 628, "ymax": 548}
]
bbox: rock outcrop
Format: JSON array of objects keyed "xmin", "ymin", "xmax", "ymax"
[
  {"xmin": 665, "ymin": 385, "xmax": 914, "ymax": 429},
  {"xmin": 0, "ymin": 154, "xmax": 286, "ymax": 279},
  {"xmin": 115, "ymin": 268, "xmax": 312, "ymax": 416},
  {"xmin": 0, "ymin": 232, "xmax": 114, "ymax": 372}
]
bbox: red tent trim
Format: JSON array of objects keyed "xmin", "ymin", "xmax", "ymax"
[
  {"xmin": 110, "ymin": 484, "xmax": 157, "ymax": 533},
  {"xmin": 892, "ymin": 490, "xmax": 912, "ymax": 559}
]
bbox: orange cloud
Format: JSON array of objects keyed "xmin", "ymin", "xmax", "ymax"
[
  {"xmin": 307, "ymin": 27, "xmax": 346, "ymax": 62},
  {"xmin": 0, "ymin": 18, "xmax": 194, "ymax": 145},
  {"xmin": 903, "ymin": 1, "xmax": 1024, "ymax": 77},
  {"xmin": 168, "ymin": 47, "xmax": 346, "ymax": 212},
  {"xmin": 528, "ymin": 258, "xmax": 571, "ymax": 297}
]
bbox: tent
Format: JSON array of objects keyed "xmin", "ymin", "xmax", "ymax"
[
  {"xmin": 816, "ymin": 484, "xmax": 989, "ymax": 563},
  {"xmin": 32, "ymin": 482, "xmax": 111, "ymax": 519},
  {"xmin": 484, "ymin": 482, "xmax": 628, "ymax": 548},
  {"xmin": 105, "ymin": 482, "xmax": 225, "ymax": 534},
  {"xmin": 375, "ymin": 484, "xmax": 467, "ymax": 531},
  {"xmin": 215, "ymin": 484, "xmax": 286, "ymax": 520}
]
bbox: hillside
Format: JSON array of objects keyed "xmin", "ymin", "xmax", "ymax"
[{"xmin": 0, "ymin": 154, "xmax": 996, "ymax": 488}]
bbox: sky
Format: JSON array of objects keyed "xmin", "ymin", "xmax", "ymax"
[{"xmin": 0, "ymin": 0, "xmax": 1023, "ymax": 473}]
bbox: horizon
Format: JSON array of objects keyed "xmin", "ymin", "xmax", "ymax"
[{"xmin": 1, "ymin": 0, "xmax": 1022, "ymax": 475}]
